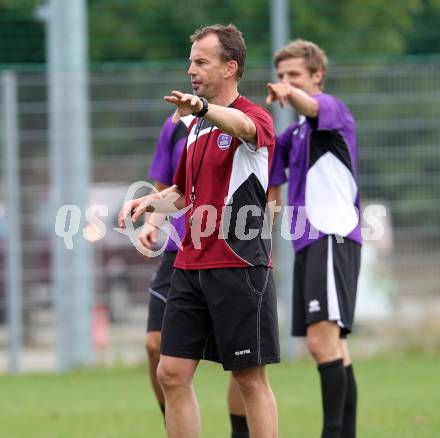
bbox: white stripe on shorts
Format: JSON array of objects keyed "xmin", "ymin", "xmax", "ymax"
[
  {"xmin": 148, "ymin": 288, "xmax": 167, "ymax": 304},
  {"xmin": 326, "ymin": 236, "xmax": 344, "ymax": 327}
]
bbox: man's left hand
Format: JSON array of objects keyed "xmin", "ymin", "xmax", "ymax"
[{"xmin": 164, "ymin": 91, "xmax": 202, "ymax": 123}]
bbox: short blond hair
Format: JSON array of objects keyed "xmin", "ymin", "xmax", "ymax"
[{"xmin": 273, "ymin": 39, "xmax": 328, "ymax": 89}]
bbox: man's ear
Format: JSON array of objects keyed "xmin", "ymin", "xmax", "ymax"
[
  {"xmin": 224, "ymin": 60, "xmax": 238, "ymax": 79},
  {"xmin": 313, "ymin": 69, "xmax": 324, "ymax": 88}
]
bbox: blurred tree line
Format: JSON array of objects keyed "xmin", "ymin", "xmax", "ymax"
[
  {"xmin": 1, "ymin": 0, "xmax": 439, "ymax": 238},
  {"xmin": 0, "ymin": 0, "xmax": 439, "ymax": 66}
]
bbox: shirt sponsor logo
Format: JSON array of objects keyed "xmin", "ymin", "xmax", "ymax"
[
  {"xmin": 308, "ymin": 299, "xmax": 321, "ymax": 313},
  {"xmin": 234, "ymin": 349, "xmax": 251, "ymax": 356},
  {"xmin": 217, "ymin": 133, "xmax": 232, "ymax": 150}
]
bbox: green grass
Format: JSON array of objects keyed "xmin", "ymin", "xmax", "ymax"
[{"xmin": 0, "ymin": 352, "xmax": 439, "ymax": 437}]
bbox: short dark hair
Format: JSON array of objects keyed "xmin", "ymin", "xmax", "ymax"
[{"xmin": 190, "ymin": 24, "xmax": 247, "ymax": 80}]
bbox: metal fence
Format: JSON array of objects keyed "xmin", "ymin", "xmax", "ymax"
[{"xmin": 1, "ymin": 60, "xmax": 440, "ymax": 371}]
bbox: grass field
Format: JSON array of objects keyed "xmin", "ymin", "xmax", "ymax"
[{"xmin": 0, "ymin": 352, "xmax": 439, "ymax": 437}]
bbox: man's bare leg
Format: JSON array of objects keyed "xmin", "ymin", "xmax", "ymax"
[
  {"xmin": 157, "ymin": 355, "xmax": 200, "ymax": 438},
  {"xmin": 232, "ymin": 366, "xmax": 277, "ymax": 438},
  {"xmin": 228, "ymin": 376, "xmax": 249, "ymax": 437},
  {"xmin": 145, "ymin": 332, "xmax": 165, "ymax": 413}
]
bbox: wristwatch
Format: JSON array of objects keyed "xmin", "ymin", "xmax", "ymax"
[{"xmin": 192, "ymin": 97, "xmax": 209, "ymax": 118}]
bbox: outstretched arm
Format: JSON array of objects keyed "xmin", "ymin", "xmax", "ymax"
[
  {"xmin": 266, "ymin": 82, "xmax": 319, "ymax": 118},
  {"xmin": 164, "ymin": 91, "xmax": 257, "ymax": 144}
]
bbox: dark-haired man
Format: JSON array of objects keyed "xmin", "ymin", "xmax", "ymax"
[
  {"xmin": 120, "ymin": 24, "xmax": 279, "ymax": 438},
  {"xmin": 143, "ymin": 114, "xmax": 249, "ymax": 437}
]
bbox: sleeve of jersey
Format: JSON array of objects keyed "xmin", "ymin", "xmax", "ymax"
[
  {"xmin": 148, "ymin": 117, "xmax": 174, "ymax": 184},
  {"xmin": 241, "ymin": 106, "xmax": 275, "ymax": 151},
  {"xmin": 276, "ymin": 124, "xmax": 294, "ymax": 162},
  {"xmin": 269, "ymin": 141, "xmax": 288, "ymax": 186},
  {"xmin": 269, "ymin": 124, "xmax": 294, "ymax": 186},
  {"xmin": 172, "ymin": 142, "xmax": 187, "ymax": 194},
  {"xmin": 310, "ymin": 93, "xmax": 343, "ymax": 131}
]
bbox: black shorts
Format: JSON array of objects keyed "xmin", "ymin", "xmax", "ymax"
[
  {"xmin": 146, "ymin": 251, "xmax": 177, "ymax": 332},
  {"xmin": 161, "ymin": 266, "xmax": 280, "ymax": 371},
  {"xmin": 292, "ymin": 235, "xmax": 361, "ymax": 337}
]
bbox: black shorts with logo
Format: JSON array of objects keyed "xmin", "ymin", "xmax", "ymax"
[
  {"xmin": 161, "ymin": 266, "xmax": 280, "ymax": 371},
  {"xmin": 292, "ymin": 235, "xmax": 361, "ymax": 337},
  {"xmin": 146, "ymin": 251, "xmax": 177, "ymax": 332}
]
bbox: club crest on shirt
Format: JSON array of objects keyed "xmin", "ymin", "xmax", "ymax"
[{"xmin": 217, "ymin": 133, "xmax": 232, "ymax": 150}]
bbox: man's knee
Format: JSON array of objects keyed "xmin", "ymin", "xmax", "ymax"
[
  {"xmin": 145, "ymin": 332, "xmax": 161, "ymax": 360},
  {"xmin": 307, "ymin": 322, "xmax": 340, "ymax": 362},
  {"xmin": 307, "ymin": 331, "xmax": 326, "ymax": 360},
  {"xmin": 156, "ymin": 359, "xmax": 194, "ymax": 390},
  {"xmin": 232, "ymin": 368, "xmax": 265, "ymax": 397}
]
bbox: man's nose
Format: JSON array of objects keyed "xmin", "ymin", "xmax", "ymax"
[{"xmin": 188, "ymin": 62, "xmax": 196, "ymax": 76}]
